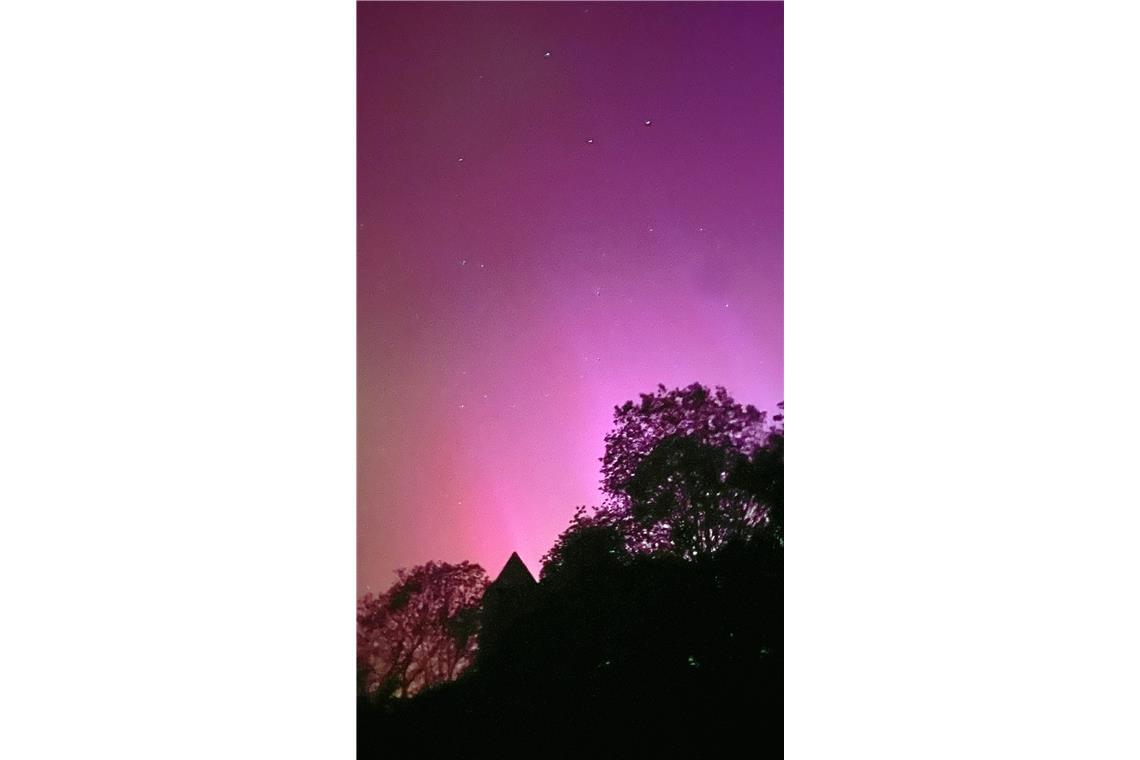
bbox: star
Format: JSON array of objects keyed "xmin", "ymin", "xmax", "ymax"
[
  {"xmin": 644, "ymin": 119, "xmax": 653, "ymax": 126},
  {"xmin": 586, "ymin": 138, "xmax": 594, "ymax": 144},
  {"xmin": 543, "ymin": 50, "xmax": 552, "ymax": 59}
]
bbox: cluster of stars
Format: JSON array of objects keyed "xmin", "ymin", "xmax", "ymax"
[
  {"xmin": 444, "ymin": 46, "xmax": 742, "ymax": 420},
  {"xmin": 451, "ymin": 44, "xmax": 676, "ymax": 309}
]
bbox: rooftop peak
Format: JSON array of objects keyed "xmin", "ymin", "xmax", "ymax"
[{"xmin": 493, "ymin": 551, "xmax": 537, "ymax": 587}]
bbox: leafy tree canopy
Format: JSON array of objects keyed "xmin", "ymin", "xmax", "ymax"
[
  {"xmin": 540, "ymin": 505, "xmax": 630, "ymax": 583},
  {"xmin": 597, "ymin": 383, "xmax": 782, "ymax": 558},
  {"xmin": 357, "ymin": 561, "xmax": 488, "ymax": 699}
]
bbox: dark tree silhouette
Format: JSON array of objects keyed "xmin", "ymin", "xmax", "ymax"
[
  {"xmin": 539, "ymin": 505, "xmax": 630, "ymax": 584},
  {"xmin": 624, "ymin": 435, "xmax": 760, "ymax": 557},
  {"xmin": 598, "ymin": 383, "xmax": 780, "ymax": 557},
  {"xmin": 364, "ymin": 541, "xmax": 784, "ymax": 757},
  {"xmin": 357, "ymin": 561, "xmax": 488, "ymax": 699},
  {"xmin": 732, "ymin": 400, "xmax": 784, "ymax": 539},
  {"xmin": 359, "ymin": 386, "xmax": 785, "ymax": 758}
]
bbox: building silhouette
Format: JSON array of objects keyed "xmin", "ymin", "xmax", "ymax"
[{"xmin": 479, "ymin": 552, "xmax": 537, "ymax": 658}]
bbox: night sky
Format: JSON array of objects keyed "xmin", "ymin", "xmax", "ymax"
[{"xmin": 358, "ymin": 1, "xmax": 782, "ymax": 594}]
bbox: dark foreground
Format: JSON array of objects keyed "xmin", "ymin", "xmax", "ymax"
[{"xmin": 359, "ymin": 540, "xmax": 782, "ymax": 757}]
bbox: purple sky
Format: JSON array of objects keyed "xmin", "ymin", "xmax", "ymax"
[{"xmin": 358, "ymin": 1, "xmax": 782, "ymax": 594}]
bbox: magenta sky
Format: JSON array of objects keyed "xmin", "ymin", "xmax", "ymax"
[{"xmin": 358, "ymin": 1, "xmax": 782, "ymax": 593}]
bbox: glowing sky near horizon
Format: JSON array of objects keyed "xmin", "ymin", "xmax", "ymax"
[{"xmin": 358, "ymin": 2, "xmax": 782, "ymax": 593}]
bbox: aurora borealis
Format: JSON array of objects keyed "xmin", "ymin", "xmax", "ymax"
[{"xmin": 358, "ymin": 1, "xmax": 782, "ymax": 593}]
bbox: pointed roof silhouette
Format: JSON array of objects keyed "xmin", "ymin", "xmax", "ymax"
[{"xmin": 492, "ymin": 551, "xmax": 537, "ymax": 587}]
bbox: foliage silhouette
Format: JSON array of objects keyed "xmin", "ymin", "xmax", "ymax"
[
  {"xmin": 360, "ymin": 541, "xmax": 782, "ymax": 756},
  {"xmin": 357, "ymin": 561, "xmax": 488, "ymax": 699},
  {"xmin": 358, "ymin": 385, "xmax": 784, "ymax": 756},
  {"xmin": 733, "ymin": 400, "xmax": 784, "ymax": 538},
  {"xmin": 539, "ymin": 505, "xmax": 630, "ymax": 585},
  {"xmin": 598, "ymin": 383, "xmax": 781, "ymax": 557}
]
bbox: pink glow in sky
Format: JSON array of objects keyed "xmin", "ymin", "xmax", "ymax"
[{"xmin": 358, "ymin": 2, "xmax": 782, "ymax": 593}]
